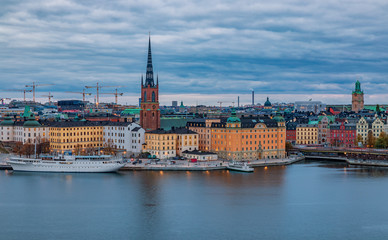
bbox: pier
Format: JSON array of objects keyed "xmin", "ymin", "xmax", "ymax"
[{"xmin": 120, "ymin": 156, "xmax": 305, "ymax": 171}]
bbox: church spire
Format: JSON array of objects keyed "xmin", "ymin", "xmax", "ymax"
[{"xmin": 145, "ymin": 34, "xmax": 154, "ymax": 87}]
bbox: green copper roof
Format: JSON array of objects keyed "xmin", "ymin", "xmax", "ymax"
[
  {"xmin": 352, "ymin": 80, "xmax": 363, "ymax": 94},
  {"xmin": 0, "ymin": 116, "xmax": 14, "ymax": 126},
  {"xmin": 264, "ymin": 97, "xmax": 272, "ymax": 107},
  {"xmin": 22, "ymin": 106, "xmax": 33, "ymax": 118},
  {"xmin": 273, "ymin": 113, "xmax": 284, "ymax": 122},
  {"xmin": 227, "ymin": 108, "xmax": 241, "ymax": 123},
  {"xmin": 23, "ymin": 116, "xmax": 41, "ymax": 127},
  {"xmin": 121, "ymin": 108, "xmax": 141, "ymax": 115}
]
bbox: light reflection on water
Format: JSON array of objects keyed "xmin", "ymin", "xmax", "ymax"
[{"xmin": 1, "ymin": 162, "xmax": 388, "ymax": 240}]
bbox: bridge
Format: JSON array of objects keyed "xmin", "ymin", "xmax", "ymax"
[{"xmin": 292, "ymin": 146, "xmax": 388, "ymax": 166}]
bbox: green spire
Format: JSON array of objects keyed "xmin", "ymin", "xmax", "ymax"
[{"xmin": 353, "ymin": 80, "xmax": 363, "ymax": 94}]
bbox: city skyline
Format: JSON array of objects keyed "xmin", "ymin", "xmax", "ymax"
[{"xmin": 1, "ymin": 0, "xmax": 388, "ymax": 105}]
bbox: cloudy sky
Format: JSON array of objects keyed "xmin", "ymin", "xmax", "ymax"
[{"xmin": 1, "ymin": 0, "xmax": 388, "ymax": 106}]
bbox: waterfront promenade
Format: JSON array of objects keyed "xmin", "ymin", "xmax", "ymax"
[
  {"xmin": 120, "ymin": 155, "xmax": 304, "ymax": 171},
  {"xmin": 0, "ymin": 153, "xmax": 304, "ymax": 171}
]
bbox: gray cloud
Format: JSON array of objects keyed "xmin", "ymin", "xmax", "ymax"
[{"xmin": 1, "ymin": 0, "xmax": 388, "ymax": 105}]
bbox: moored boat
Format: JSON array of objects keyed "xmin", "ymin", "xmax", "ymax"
[
  {"xmin": 227, "ymin": 162, "xmax": 254, "ymax": 172},
  {"xmin": 7, "ymin": 155, "xmax": 126, "ymax": 173}
]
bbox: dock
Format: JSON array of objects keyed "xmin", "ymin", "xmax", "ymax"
[
  {"xmin": 119, "ymin": 156, "xmax": 305, "ymax": 171},
  {"xmin": 248, "ymin": 155, "xmax": 305, "ymax": 167}
]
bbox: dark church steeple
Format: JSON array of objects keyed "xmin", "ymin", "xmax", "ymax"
[
  {"xmin": 140, "ymin": 34, "xmax": 160, "ymax": 131},
  {"xmin": 144, "ymin": 35, "xmax": 155, "ymax": 87}
]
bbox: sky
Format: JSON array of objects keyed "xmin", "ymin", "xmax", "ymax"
[{"xmin": 1, "ymin": 0, "xmax": 388, "ymax": 106}]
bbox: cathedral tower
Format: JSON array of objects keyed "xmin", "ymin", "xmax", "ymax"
[
  {"xmin": 140, "ymin": 36, "xmax": 160, "ymax": 131},
  {"xmin": 352, "ymin": 80, "xmax": 364, "ymax": 113}
]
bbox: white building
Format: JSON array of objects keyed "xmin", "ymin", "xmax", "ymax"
[
  {"xmin": 182, "ymin": 150, "xmax": 218, "ymax": 161},
  {"xmin": 103, "ymin": 122, "xmax": 145, "ymax": 155},
  {"xmin": 0, "ymin": 117, "xmax": 50, "ymax": 143},
  {"xmin": 294, "ymin": 101, "xmax": 326, "ymax": 114},
  {"xmin": 356, "ymin": 117, "xmax": 385, "ymax": 142}
]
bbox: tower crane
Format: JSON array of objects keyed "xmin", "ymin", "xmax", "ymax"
[
  {"xmin": 25, "ymin": 82, "xmax": 54, "ymax": 102},
  {"xmin": 6, "ymin": 89, "xmax": 32, "ymax": 102},
  {"xmin": 100, "ymin": 89, "xmax": 124, "ymax": 104},
  {"xmin": 41, "ymin": 92, "xmax": 53, "ymax": 104},
  {"xmin": 65, "ymin": 89, "xmax": 92, "ymax": 101},
  {"xmin": 85, "ymin": 82, "xmax": 122, "ymax": 106},
  {"xmin": 217, "ymin": 101, "xmax": 223, "ymax": 111}
]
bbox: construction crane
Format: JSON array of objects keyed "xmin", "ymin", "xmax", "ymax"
[
  {"xmin": 0, "ymin": 98, "xmax": 11, "ymax": 105},
  {"xmin": 65, "ymin": 89, "xmax": 92, "ymax": 101},
  {"xmin": 85, "ymin": 83, "xmax": 122, "ymax": 106},
  {"xmin": 100, "ymin": 89, "xmax": 124, "ymax": 104},
  {"xmin": 25, "ymin": 82, "xmax": 54, "ymax": 102},
  {"xmin": 217, "ymin": 101, "xmax": 223, "ymax": 111},
  {"xmin": 41, "ymin": 92, "xmax": 53, "ymax": 104},
  {"xmin": 6, "ymin": 89, "xmax": 32, "ymax": 101}
]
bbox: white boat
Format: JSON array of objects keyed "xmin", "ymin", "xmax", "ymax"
[
  {"xmin": 7, "ymin": 155, "xmax": 126, "ymax": 173},
  {"xmin": 227, "ymin": 162, "xmax": 254, "ymax": 172}
]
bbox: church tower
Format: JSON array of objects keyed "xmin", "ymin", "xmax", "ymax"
[
  {"xmin": 140, "ymin": 36, "xmax": 160, "ymax": 131},
  {"xmin": 352, "ymin": 80, "xmax": 364, "ymax": 113}
]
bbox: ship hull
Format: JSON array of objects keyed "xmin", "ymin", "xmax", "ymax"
[{"xmin": 8, "ymin": 158, "xmax": 125, "ymax": 173}]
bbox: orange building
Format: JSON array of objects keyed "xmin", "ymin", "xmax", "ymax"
[
  {"xmin": 187, "ymin": 119, "xmax": 220, "ymax": 151},
  {"xmin": 189, "ymin": 111, "xmax": 286, "ymax": 161}
]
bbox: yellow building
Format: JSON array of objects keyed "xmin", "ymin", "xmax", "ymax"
[
  {"xmin": 49, "ymin": 121, "xmax": 106, "ymax": 154},
  {"xmin": 296, "ymin": 124, "xmax": 318, "ymax": 145},
  {"xmin": 143, "ymin": 127, "xmax": 198, "ymax": 159}
]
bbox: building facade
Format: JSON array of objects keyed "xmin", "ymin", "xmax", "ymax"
[
  {"xmin": 49, "ymin": 121, "xmax": 105, "ymax": 153},
  {"xmin": 140, "ymin": 36, "xmax": 160, "ymax": 131},
  {"xmin": 352, "ymin": 80, "xmax": 364, "ymax": 113},
  {"xmin": 317, "ymin": 116, "xmax": 333, "ymax": 145},
  {"xmin": 296, "ymin": 124, "xmax": 318, "ymax": 145},
  {"xmin": 103, "ymin": 122, "xmax": 145, "ymax": 154},
  {"xmin": 0, "ymin": 116, "xmax": 50, "ymax": 144},
  {"xmin": 187, "ymin": 119, "xmax": 221, "ymax": 151},
  {"xmin": 330, "ymin": 122, "xmax": 356, "ymax": 147},
  {"xmin": 286, "ymin": 122, "xmax": 297, "ymax": 145},
  {"xmin": 143, "ymin": 127, "xmax": 198, "ymax": 159},
  {"xmin": 294, "ymin": 101, "xmax": 326, "ymax": 114},
  {"xmin": 356, "ymin": 117, "xmax": 385, "ymax": 143},
  {"xmin": 210, "ymin": 111, "xmax": 286, "ymax": 161}
]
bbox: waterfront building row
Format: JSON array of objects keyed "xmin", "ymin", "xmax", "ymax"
[
  {"xmin": 290, "ymin": 116, "xmax": 388, "ymax": 148},
  {"xmin": 187, "ymin": 111, "xmax": 286, "ymax": 161},
  {"xmin": 0, "ymin": 117, "xmax": 145, "ymax": 154}
]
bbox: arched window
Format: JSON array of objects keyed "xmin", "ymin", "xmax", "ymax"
[
  {"xmin": 152, "ymin": 91, "xmax": 155, "ymax": 102},
  {"xmin": 144, "ymin": 91, "xmax": 147, "ymax": 102}
]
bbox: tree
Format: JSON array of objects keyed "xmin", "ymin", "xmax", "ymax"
[
  {"xmin": 103, "ymin": 139, "xmax": 115, "ymax": 155},
  {"xmin": 21, "ymin": 143, "xmax": 34, "ymax": 158},
  {"xmin": 13, "ymin": 142, "xmax": 24, "ymax": 157},
  {"xmin": 355, "ymin": 134, "xmax": 363, "ymax": 147},
  {"xmin": 366, "ymin": 130, "xmax": 375, "ymax": 148},
  {"xmin": 74, "ymin": 144, "xmax": 82, "ymax": 156},
  {"xmin": 285, "ymin": 142, "xmax": 293, "ymax": 152},
  {"xmin": 375, "ymin": 132, "xmax": 388, "ymax": 149}
]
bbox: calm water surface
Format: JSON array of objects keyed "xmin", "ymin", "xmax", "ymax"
[{"xmin": 1, "ymin": 161, "xmax": 388, "ymax": 240}]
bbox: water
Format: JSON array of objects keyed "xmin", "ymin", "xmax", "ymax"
[{"xmin": 1, "ymin": 161, "xmax": 388, "ymax": 240}]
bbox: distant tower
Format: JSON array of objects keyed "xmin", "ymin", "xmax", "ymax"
[
  {"xmin": 252, "ymin": 90, "xmax": 254, "ymax": 105},
  {"xmin": 352, "ymin": 80, "xmax": 364, "ymax": 113},
  {"xmin": 140, "ymin": 35, "xmax": 160, "ymax": 131}
]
